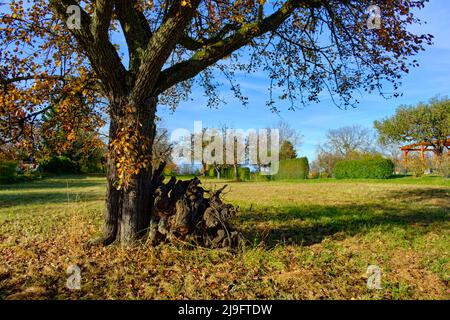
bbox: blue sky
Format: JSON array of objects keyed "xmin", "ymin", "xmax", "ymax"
[{"xmin": 155, "ymin": 0, "xmax": 450, "ymax": 161}]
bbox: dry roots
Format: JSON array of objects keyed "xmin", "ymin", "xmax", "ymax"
[{"xmin": 148, "ymin": 175, "xmax": 241, "ymax": 249}]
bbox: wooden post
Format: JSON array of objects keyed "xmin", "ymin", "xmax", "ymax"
[{"xmin": 421, "ymin": 144, "xmax": 425, "ymax": 162}]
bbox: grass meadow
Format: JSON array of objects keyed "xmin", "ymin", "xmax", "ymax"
[{"xmin": 0, "ymin": 176, "xmax": 449, "ymax": 300}]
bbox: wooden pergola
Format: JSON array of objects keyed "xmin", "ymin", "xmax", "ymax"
[{"xmin": 400, "ymin": 138, "xmax": 450, "ymax": 167}]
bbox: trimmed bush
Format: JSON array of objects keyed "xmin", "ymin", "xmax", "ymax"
[
  {"xmin": 0, "ymin": 161, "xmax": 18, "ymax": 183},
  {"xmin": 41, "ymin": 156, "xmax": 80, "ymax": 174},
  {"xmin": 273, "ymin": 157, "xmax": 309, "ymax": 180},
  {"xmin": 334, "ymin": 158, "xmax": 394, "ymax": 179},
  {"xmin": 220, "ymin": 167, "xmax": 234, "ymax": 179},
  {"xmin": 249, "ymin": 172, "xmax": 273, "ymax": 181},
  {"xmin": 237, "ymin": 167, "xmax": 250, "ymax": 181}
]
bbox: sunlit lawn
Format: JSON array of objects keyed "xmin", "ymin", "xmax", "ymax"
[{"xmin": 0, "ymin": 175, "xmax": 449, "ymax": 300}]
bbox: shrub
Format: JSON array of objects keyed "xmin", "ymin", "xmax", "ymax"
[
  {"xmin": 20, "ymin": 169, "xmax": 42, "ymax": 181},
  {"xmin": 434, "ymin": 155, "xmax": 450, "ymax": 178},
  {"xmin": 207, "ymin": 166, "xmax": 216, "ymax": 178},
  {"xmin": 81, "ymin": 159, "xmax": 105, "ymax": 174},
  {"xmin": 309, "ymin": 171, "xmax": 320, "ymax": 179},
  {"xmin": 41, "ymin": 156, "xmax": 80, "ymax": 174},
  {"xmin": 163, "ymin": 162, "xmax": 178, "ymax": 176},
  {"xmin": 407, "ymin": 155, "xmax": 427, "ymax": 178},
  {"xmin": 249, "ymin": 171, "xmax": 269, "ymax": 182},
  {"xmin": 220, "ymin": 167, "xmax": 234, "ymax": 180},
  {"xmin": 320, "ymin": 172, "xmax": 330, "ymax": 179},
  {"xmin": 334, "ymin": 158, "xmax": 394, "ymax": 179},
  {"xmin": 272, "ymin": 157, "xmax": 309, "ymax": 180},
  {"xmin": 0, "ymin": 161, "xmax": 18, "ymax": 183},
  {"xmin": 213, "ymin": 166, "xmax": 251, "ymax": 181},
  {"xmin": 237, "ymin": 167, "xmax": 250, "ymax": 181}
]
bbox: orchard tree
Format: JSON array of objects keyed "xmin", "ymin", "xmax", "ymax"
[
  {"xmin": 374, "ymin": 97, "xmax": 450, "ymax": 156},
  {"xmin": 0, "ymin": 0, "xmax": 433, "ymax": 244},
  {"xmin": 323, "ymin": 125, "xmax": 374, "ymax": 157}
]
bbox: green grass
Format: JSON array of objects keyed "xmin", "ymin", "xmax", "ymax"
[{"xmin": 0, "ymin": 175, "xmax": 449, "ymax": 300}]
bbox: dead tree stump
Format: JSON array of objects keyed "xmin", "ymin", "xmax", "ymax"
[{"xmin": 148, "ymin": 170, "xmax": 241, "ymax": 248}]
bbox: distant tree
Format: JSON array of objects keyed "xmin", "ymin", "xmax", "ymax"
[
  {"xmin": 316, "ymin": 125, "xmax": 379, "ymax": 175},
  {"xmin": 324, "ymin": 125, "xmax": 374, "ymax": 157},
  {"xmin": 279, "ymin": 140, "xmax": 297, "ymax": 160},
  {"xmin": 376, "ymin": 141, "xmax": 405, "ymax": 173},
  {"xmin": 315, "ymin": 148, "xmax": 343, "ymax": 176},
  {"xmin": 224, "ymin": 126, "xmax": 247, "ymax": 180},
  {"xmin": 274, "ymin": 121, "xmax": 302, "ymax": 148},
  {"xmin": 197, "ymin": 127, "xmax": 211, "ymax": 177},
  {"xmin": 374, "ymin": 97, "xmax": 450, "ymax": 156},
  {"xmin": 152, "ymin": 123, "xmax": 174, "ymax": 169}
]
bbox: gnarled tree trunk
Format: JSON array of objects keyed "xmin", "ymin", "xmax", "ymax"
[
  {"xmin": 103, "ymin": 97, "xmax": 157, "ymax": 245},
  {"xmin": 100, "ymin": 95, "xmax": 242, "ymax": 247}
]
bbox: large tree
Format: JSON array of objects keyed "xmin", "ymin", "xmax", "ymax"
[
  {"xmin": 316, "ymin": 125, "xmax": 377, "ymax": 175},
  {"xmin": 0, "ymin": 0, "xmax": 432, "ymax": 244},
  {"xmin": 322, "ymin": 125, "xmax": 374, "ymax": 157},
  {"xmin": 374, "ymin": 97, "xmax": 450, "ymax": 156}
]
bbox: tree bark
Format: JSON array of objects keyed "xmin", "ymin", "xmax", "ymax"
[
  {"xmin": 202, "ymin": 162, "xmax": 207, "ymax": 177},
  {"xmin": 103, "ymin": 97, "xmax": 157, "ymax": 245}
]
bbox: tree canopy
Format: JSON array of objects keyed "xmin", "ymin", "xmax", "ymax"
[
  {"xmin": 374, "ymin": 97, "xmax": 450, "ymax": 155},
  {"xmin": 324, "ymin": 125, "xmax": 374, "ymax": 157},
  {"xmin": 1, "ymin": 1, "xmax": 433, "ymax": 122}
]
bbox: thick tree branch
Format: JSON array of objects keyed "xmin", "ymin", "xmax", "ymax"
[
  {"xmin": 49, "ymin": 0, "xmax": 129, "ymax": 98},
  {"xmin": 178, "ymin": 23, "xmax": 242, "ymax": 50},
  {"xmin": 91, "ymin": 0, "xmax": 114, "ymax": 42},
  {"xmin": 156, "ymin": 0, "xmax": 322, "ymax": 94},
  {"xmin": 115, "ymin": 0, "xmax": 153, "ymax": 73},
  {"xmin": 131, "ymin": 0, "xmax": 201, "ymax": 104}
]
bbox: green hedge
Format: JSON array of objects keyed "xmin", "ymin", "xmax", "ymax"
[
  {"xmin": 334, "ymin": 159, "xmax": 394, "ymax": 179},
  {"xmin": 41, "ymin": 156, "xmax": 80, "ymax": 174},
  {"xmin": 220, "ymin": 167, "xmax": 234, "ymax": 179},
  {"xmin": 217, "ymin": 166, "xmax": 250, "ymax": 181},
  {"xmin": 237, "ymin": 167, "xmax": 250, "ymax": 181},
  {"xmin": 273, "ymin": 157, "xmax": 309, "ymax": 180},
  {"xmin": 0, "ymin": 161, "xmax": 18, "ymax": 183}
]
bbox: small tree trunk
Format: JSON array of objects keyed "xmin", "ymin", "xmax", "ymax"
[
  {"xmin": 103, "ymin": 97, "xmax": 157, "ymax": 245},
  {"xmin": 434, "ymin": 146, "xmax": 444, "ymax": 157},
  {"xmin": 202, "ymin": 162, "xmax": 207, "ymax": 177},
  {"xmin": 233, "ymin": 163, "xmax": 238, "ymax": 180}
]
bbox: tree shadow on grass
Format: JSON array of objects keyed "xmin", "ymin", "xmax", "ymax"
[
  {"xmin": 0, "ymin": 176, "xmax": 106, "ymax": 209},
  {"xmin": 0, "ymin": 175, "xmax": 106, "ymax": 191},
  {"xmin": 387, "ymin": 188, "xmax": 450, "ymax": 202},
  {"xmin": 238, "ymin": 188, "xmax": 449, "ymax": 248},
  {"xmin": 0, "ymin": 190, "xmax": 104, "ymax": 209}
]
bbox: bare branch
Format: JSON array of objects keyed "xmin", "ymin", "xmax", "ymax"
[{"xmin": 156, "ymin": 0, "xmax": 322, "ymax": 94}]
